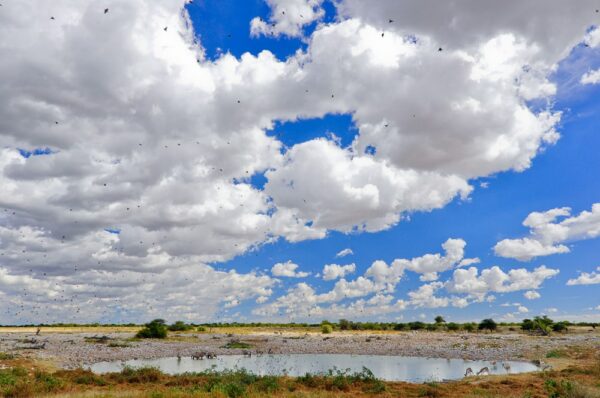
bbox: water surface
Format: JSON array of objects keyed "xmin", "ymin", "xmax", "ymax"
[{"xmin": 89, "ymin": 354, "xmax": 539, "ymax": 382}]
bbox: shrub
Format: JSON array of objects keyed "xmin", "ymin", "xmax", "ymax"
[
  {"xmin": 222, "ymin": 341, "xmax": 252, "ymax": 349},
  {"xmin": 434, "ymin": 316, "xmax": 445, "ymax": 324},
  {"xmin": 552, "ymin": 322, "xmax": 569, "ymax": 333},
  {"xmin": 544, "ymin": 379, "xmax": 574, "ymax": 398},
  {"xmin": 338, "ymin": 319, "xmax": 351, "ymax": 330},
  {"xmin": 0, "ymin": 352, "xmax": 16, "ymax": 360},
  {"xmin": 522, "ymin": 319, "xmax": 535, "ymax": 331},
  {"xmin": 463, "ymin": 323, "xmax": 476, "ymax": 332},
  {"xmin": 136, "ymin": 319, "xmax": 168, "ymax": 339},
  {"xmin": 168, "ymin": 321, "xmax": 193, "ymax": 331},
  {"xmin": 546, "ymin": 350, "xmax": 565, "ymax": 359},
  {"xmin": 478, "ymin": 318, "xmax": 497, "ymax": 332},
  {"xmin": 409, "ymin": 321, "xmax": 426, "ymax": 330},
  {"xmin": 321, "ymin": 324, "xmax": 333, "ymax": 334},
  {"xmin": 197, "ymin": 326, "xmax": 207, "ymax": 332},
  {"xmin": 393, "ymin": 323, "xmax": 407, "ymax": 331},
  {"xmin": 117, "ymin": 366, "xmax": 163, "ymax": 383},
  {"xmin": 446, "ymin": 322, "xmax": 460, "ymax": 331},
  {"xmin": 426, "ymin": 324, "xmax": 438, "ymax": 332}
]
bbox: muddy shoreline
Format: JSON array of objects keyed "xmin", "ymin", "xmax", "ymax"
[{"xmin": 1, "ymin": 331, "xmax": 598, "ymax": 369}]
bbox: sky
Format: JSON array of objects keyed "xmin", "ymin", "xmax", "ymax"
[{"xmin": 0, "ymin": 0, "xmax": 599, "ymax": 325}]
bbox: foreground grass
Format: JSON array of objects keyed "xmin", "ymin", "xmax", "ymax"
[{"xmin": 0, "ymin": 357, "xmax": 599, "ymax": 398}]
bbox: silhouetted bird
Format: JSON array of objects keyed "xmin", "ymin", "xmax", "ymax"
[
  {"xmin": 104, "ymin": 8, "xmax": 109, "ymax": 14},
  {"xmin": 389, "ymin": 19, "xmax": 394, "ymax": 23},
  {"xmin": 164, "ymin": 26, "xmax": 168, "ymax": 31},
  {"xmin": 438, "ymin": 47, "xmax": 443, "ymax": 51}
]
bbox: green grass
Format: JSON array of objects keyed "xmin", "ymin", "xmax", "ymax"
[
  {"xmin": 0, "ymin": 352, "xmax": 16, "ymax": 360},
  {"xmin": 221, "ymin": 341, "xmax": 253, "ymax": 349},
  {"xmin": 547, "ymin": 350, "xmax": 566, "ymax": 359}
]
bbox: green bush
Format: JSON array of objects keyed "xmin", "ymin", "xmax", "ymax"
[
  {"xmin": 463, "ymin": 323, "xmax": 476, "ymax": 332},
  {"xmin": 393, "ymin": 323, "xmax": 407, "ymax": 331},
  {"xmin": 136, "ymin": 319, "xmax": 168, "ymax": 339},
  {"xmin": 167, "ymin": 321, "xmax": 193, "ymax": 331},
  {"xmin": 221, "ymin": 341, "xmax": 252, "ymax": 349},
  {"xmin": 321, "ymin": 324, "xmax": 333, "ymax": 334},
  {"xmin": 552, "ymin": 322, "xmax": 569, "ymax": 333},
  {"xmin": 478, "ymin": 318, "xmax": 497, "ymax": 332},
  {"xmin": 446, "ymin": 322, "xmax": 460, "ymax": 331},
  {"xmin": 409, "ymin": 321, "xmax": 426, "ymax": 330},
  {"xmin": 338, "ymin": 319, "xmax": 351, "ymax": 330}
]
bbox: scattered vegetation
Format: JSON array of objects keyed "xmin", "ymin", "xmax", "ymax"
[
  {"xmin": 1, "ymin": 354, "xmax": 599, "ymax": 397},
  {"xmin": 167, "ymin": 321, "xmax": 194, "ymax": 332},
  {"xmin": 136, "ymin": 319, "xmax": 168, "ymax": 339},
  {"xmin": 221, "ymin": 340, "xmax": 252, "ymax": 349},
  {"xmin": 0, "ymin": 353, "xmax": 16, "ymax": 360}
]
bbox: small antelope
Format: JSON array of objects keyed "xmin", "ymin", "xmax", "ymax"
[{"xmin": 477, "ymin": 367, "xmax": 490, "ymax": 376}]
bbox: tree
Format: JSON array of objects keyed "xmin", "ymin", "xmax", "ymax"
[
  {"xmin": 434, "ymin": 316, "xmax": 446, "ymax": 324},
  {"xmin": 478, "ymin": 318, "xmax": 497, "ymax": 332},
  {"xmin": 136, "ymin": 319, "xmax": 168, "ymax": 339},
  {"xmin": 338, "ymin": 319, "xmax": 351, "ymax": 331}
]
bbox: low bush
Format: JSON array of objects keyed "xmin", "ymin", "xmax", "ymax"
[
  {"xmin": 321, "ymin": 324, "xmax": 333, "ymax": 334},
  {"xmin": 167, "ymin": 321, "xmax": 193, "ymax": 332},
  {"xmin": 446, "ymin": 322, "xmax": 460, "ymax": 331},
  {"xmin": 136, "ymin": 319, "xmax": 168, "ymax": 339},
  {"xmin": 222, "ymin": 340, "xmax": 252, "ymax": 349}
]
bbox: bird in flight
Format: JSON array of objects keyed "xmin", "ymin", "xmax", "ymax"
[{"xmin": 104, "ymin": 8, "xmax": 109, "ymax": 14}]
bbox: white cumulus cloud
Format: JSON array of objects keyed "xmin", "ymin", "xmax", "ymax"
[
  {"xmin": 322, "ymin": 263, "xmax": 356, "ymax": 281},
  {"xmin": 567, "ymin": 267, "xmax": 600, "ymax": 286},
  {"xmin": 271, "ymin": 261, "xmax": 310, "ymax": 278},
  {"xmin": 494, "ymin": 204, "xmax": 600, "ymax": 261}
]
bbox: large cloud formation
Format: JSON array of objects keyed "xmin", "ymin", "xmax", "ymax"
[
  {"xmin": 494, "ymin": 204, "xmax": 600, "ymax": 261},
  {"xmin": 0, "ymin": 0, "xmax": 596, "ymax": 323}
]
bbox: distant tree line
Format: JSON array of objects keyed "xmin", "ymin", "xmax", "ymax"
[{"xmin": 3, "ymin": 317, "xmax": 597, "ymax": 336}]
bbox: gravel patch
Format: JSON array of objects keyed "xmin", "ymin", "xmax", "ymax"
[{"xmin": 1, "ymin": 331, "xmax": 598, "ymax": 369}]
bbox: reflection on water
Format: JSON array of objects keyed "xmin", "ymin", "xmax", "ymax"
[{"xmin": 89, "ymin": 354, "xmax": 539, "ymax": 382}]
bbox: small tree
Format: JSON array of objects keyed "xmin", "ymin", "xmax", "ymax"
[
  {"xmin": 338, "ymin": 319, "xmax": 351, "ymax": 331},
  {"xmin": 434, "ymin": 315, "xmax": 446, "ymax": 324},
  {"xmin": 521, "ymin": 319, "xmax": 535, "ymax": 331},
  {"xmin": 136, "ymin": 319, "xmax": 168, "ymax": 339},
  {"xmin": 463, "ymin": 323, "xmax": 476, "ymax": 332},
  {"xmin": 552, "ymin": 321, "xmax": 568, "ymax": 333},
  {"xmin": 478, "ymin": 318, "xmax": 497, "ymax": 332}
]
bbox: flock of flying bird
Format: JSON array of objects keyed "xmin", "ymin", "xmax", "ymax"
[{"xmin": 2, "ymin": 3, "xmax": 600, "ymax": 325}]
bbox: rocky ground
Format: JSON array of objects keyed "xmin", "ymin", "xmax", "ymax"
[{"xmin": 1, "ymin": 330, "xmax": 598, "ymax": 369}]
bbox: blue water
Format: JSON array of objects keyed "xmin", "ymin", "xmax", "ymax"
[{"xmin": 89, "ymin": 354, "xmax": 539, "ymax": 382}]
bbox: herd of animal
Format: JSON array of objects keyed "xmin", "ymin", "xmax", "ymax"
[
  {"xmin": 464, "ymin": 362, "xmax": 513, "ymax": 377},
  {"xmin": 183, "ymin": 347, "xmax": 274, "ymax": 361}
]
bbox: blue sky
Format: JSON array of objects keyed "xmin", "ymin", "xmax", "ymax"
[
  {"xmin": 195, "ymin": 1, "xmax": 600, "ymax": 323},
  {"xmin": 1, "ymin": 0, "xmax": 599, "ymax": 324}
]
